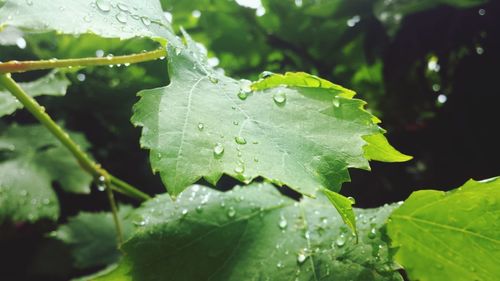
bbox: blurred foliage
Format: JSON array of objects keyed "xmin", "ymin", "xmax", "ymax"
[{"xmin": 0, "ymin": 0, "xmax": 498, "ymax": 280}]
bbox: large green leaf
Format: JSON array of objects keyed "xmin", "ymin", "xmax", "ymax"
[
  {"xmin": 52, "ymin": 206, "xmax": 135, "ymax": 269},
  {"xmin": 0, "ymin": 71, "xmax": 70, "ymax": 117},
  {"xmin": 97, "ymin": 183, "xmax": 403, "ymax": 281},
  {"xmin": 0, "ymin": 123, "xmax": 92, "ymax": 223},
  {"xmin": 132, "ymin": 32, "xmax": 406, "ymax": 197},
  {"xmin": 387, "ymin": 177, "xmax": 500, "ymax": 281},
  {"xmin": 0, "ymin": 0, "xmax": 176, "ymax": 42}
]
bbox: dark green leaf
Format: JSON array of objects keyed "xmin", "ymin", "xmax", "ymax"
[
  {"xmin": 0, "ymin": 71, "xmax": 70, "ymax": 117},
  {"xmin": 52, "ymin": 206, "xmax": 135, "ymax": 269},
  {"xmin": 0, "ymin": 123, "xmax": 92, "ymax": 223},
  {"xmin": 98, "ymin": 184, "xmax": 403, "ymax": 281},
  {"xmin": 387, "ymin": 177, "xmax": 500, "ymax": 281}
]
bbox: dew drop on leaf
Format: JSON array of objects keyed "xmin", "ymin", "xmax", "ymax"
[
  {"xmin": 95, "ymin": 0, "xmax": 110, "ymax": 12},
  {"xmin": 213, "ymin": 143, "xmax": 224, "ymax": 157},
  {"xmin": 347, "ymin": 196, "xmax": 356, "ymax": 204},
  {"xmin": 234, "ymin": 164, "xmax": 245, "ymax": 174},
  {"xmin": 297, "ymin": 251, "xmax": 308, "ymax": 264},
  {"xmin": 276, "ymin": 261, "xmax": 284, "ymax": 269},
  {"xmin": 368, "ymin": 227, "xmax": 377, "ymax": 239},
  {"xmin": 116, "ymin": 12, "xmax": 128, "ymax": 23},
  {"xmin": 181, "ymin": 209, "xmax": 188, "ymax": 216},
  {"xmin": 117, "ymin": 3, "xmax": 129, "ymax": 12},
  {"xmin": 235, "ymin": 136, "xmax": 247, "ymax": 145},
  {"xmin": 237, "ymin": 91, "xmax": 248, "ymax": 100},
  {"xmin": 273, "ymin": 91, "xmax": 286, "ymax": 105},
  {"xmin": 140, "ymin": 16, "xmax": 151, "ymax": 26},
  {"xmin": 260, "ymin": 71, "xmax": 274, "ymax": 79},
  {"xmin": 336, "ymin": 234, "xmax": 346, "ymax": 247},
  {"xmin": 208, "ymin": 76, "xmax": 219, "ymax": 84},
  {"xmin": 227, "ymin": 206, "xmax": 236, "ymax": 218},
  {"xmin": 278, "ymin": 216, "xmax": 288, "ymax": 229},
  {"xmin": 197, "ymin": 122, "xmax": 204, "ymax": 131}
]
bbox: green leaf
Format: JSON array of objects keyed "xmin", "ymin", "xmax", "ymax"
[
  {"xmin": 132, "ymin": 33, "xmax": 404, "ymax": 197},
  {"xmin": 0, "ymin": 71, "xmax": 70, "ymax": 117},
  {"xmin": 387, "ymin": 177, "xmax": 500, "ymax": 281},
  {"xmin": 322, "ymin": 189, "xmax": 357, "ymax": 236},
  {"xmin": 0, "ymin": 0, "xmax": 176, "ymax": 42},
  {"xmin": 0, "ymin": 123, "xmax": 92, "ymax": 223},
  {"xmin": 97, "ymin": 184, "xmax": 403, "ymax": 281},
  {"xmin": 52, "ymin": 206, "xmax": 135, "ymax": 269},
  {"xmin": 363, "ymin": 134, "xmax": 412, "ymax": 163}
]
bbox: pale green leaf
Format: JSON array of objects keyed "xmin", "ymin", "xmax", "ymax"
[
  {"xmin": 0, "ymin": 71, "xmax": 70, "ymax": 117},
  {"xmin": 52, "ymin": 206, "xmax": 135, "ymax": 269},
  {"xmin": 363, "ymin": 134, "xmax": 412, "ymax": 163},
  {"xmin": 322, "ymin": 189, "xmax": 357, "ymax": 236},
  {"xmin": 0, "ymin": 123, "xmax": 92, "ymax": 223},
  {"xmin": 132, "ymin": 33, "xmax": 404, "ymax": 197},
  {"xmin": 387, "ymin": 177, "xmax": 500, "ymax": 281},
  {"xmin": 0, "ymin": 0, "xmax": 176, "ymax": 42},
  {"xmin": 97, "ymin": 184, "xmax": 403, "ymax": 281}
]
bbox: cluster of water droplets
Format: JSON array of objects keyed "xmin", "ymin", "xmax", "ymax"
[{"xmin": 93, "ymin": 0, "xmax": 155, "ymax": 27}]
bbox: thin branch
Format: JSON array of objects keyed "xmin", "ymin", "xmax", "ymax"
[
  {"xmin": 0, "ymin": 48, "xmax": 166, "ymax": 74},
  {"xmin": 0, "ymin": 73, "xmax": 151, "ymax": 201}
]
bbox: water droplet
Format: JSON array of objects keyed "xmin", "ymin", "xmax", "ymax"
[
  {"xmin": 273, "ymin": 91, "xmax": 286, "ymax": 105},
  {"xmin": 20, "ymin": 190, "xmax": 28, "ymax": 197},
  {"xmin": 234, "ymin": 164, "xmax": 245, "ymax": 174},
  {"xmin": 209, "ymin": 76, "xmax": 219, "ymax": 84},
  {"xmin": 239, "ymin": 79, "xmax": 252, "ymax": 94},
  {"xmin": 276, "ymin": 261, "xmax": 284, "ymax": 269},
  {"xmin": 368, "ymin": 228, "xmax": 377, "ymax": 239},
  {"xmin": 117, "ymin": 3, "xmax": 129, "ymax": 11},
  {"xmin": 76, "ymin": 73, "xmax": 86, "ymax": 82},
  {"xmin": 237, "ymin": 91, "xmax": 248, "ymax": 100},
  {"xmin": 15, "ymin": 37, "xmax": 26, "ymax": 49},
  {"xmin": 42, "ymin": 198, "xmax": 50, "ymax": 205},
  {"xmin": 347, "ymin": 196, "xmax": 356, "ymax": 204},
  {"xmin": 235, "ymin": 136, "xmax": 247, "ymax": 145},
  {"xmin": 25, "ymin": 0, "xmax": 33, "ymax": 6},
  {"xmin": 97, "ymin": 175, "xmax": 106, "ymax": 191},
  {"xmin": 197, "ymin": 122, "xmax": 204, "ymax": 131},
  {"xmin": 336, "ymin": 234, "xmax": 346, "ymax": 247},
  {"xmin": 278, "ymin": 216, "xmax": 288, "ymax": 229},
  {"xmin": 140, "ymin": 16, "xmax": 152, "ymax": 26},
  {"xmin": 116, "ymin": 12, "xmax": 128, "ymax": 23},
  {"xmin": 227, "ymin": 206, "xmax": 236, "ymax": 218},
  {"xmin": 259, "ymin": 71, "xmax": 274, "ymax": 79},
  {"xmin": 174, "ymin": 47, "xmax": 182, "ymax": 55},
  {"xmin": 196, "ymin": 205, "xmax": 203, "ymax": 213},
  {"xmin": 96, "ymin": 49, "xmax": 104, "ymax": 57},
  {"xmin": 181, "ymin": 209, "xmax": 188, "ymax": 216},
  {"xmin": 333, "ymin": 98, "xmax": 340, "ymax": 107},
  {"xmin": 95, "ymin": 0, "xmax": 111, "ymax": 12},
  {"xmin": 297, "ymin": 252, "xmax": 308, "ymax": 264},
  {"xmin": 213, "ymin": 143, "xmax": 224, "ymax": 157},
  {"xmin": 233, "ymin": 121, "xmax": 239, "ymax": 126},
  {"xmin": 83, "ymin": 15, "xmax": 91, "ymax": 22},
  {"xmin": 478, "ymin": 8, "xmax": 486, "ymax": 16}
]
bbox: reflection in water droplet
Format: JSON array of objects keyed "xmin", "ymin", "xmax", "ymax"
[
  {"xmin": 227, "ymin": 206, "xmax": 236, "ymax": 218},
  {"xmin": 213, "ymin": 143, "xmax": 224, "ymax": 157},
  {"xmin": 116, "ymin": 12, "xmax": 128, "ymax": 23},
  {"xmin": 235, "ymin": 136, "xmax": 247, "ymax": 145},
  {"xmin": 96, "ymin": 0, "xmax": 111, "ymax": 12}
]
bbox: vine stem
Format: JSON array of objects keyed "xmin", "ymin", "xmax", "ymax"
[
  {"xmin": 0, "ymin": 73, "xmax": 151, "ymax": 202},
  {"xmin": 0, "ymin": 48, "xmax": 166, "ymax": 74}
]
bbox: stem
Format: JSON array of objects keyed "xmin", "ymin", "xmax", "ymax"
[
  {"xmin": 0, "ymin": 73, "xmax": 151, "ymax": 201},
  {"xmin": 0, "ymin": 49, "xmax": 166, "ymax": 74},
  {"xmin": 105, "ymin": 182, "xmax": 124, "ymax": 246}
]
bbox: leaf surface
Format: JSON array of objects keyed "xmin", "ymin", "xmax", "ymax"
[
  {"xmin": 52, "ymin": 206, "xmax": 135, "ymax": 269},
  {"xmin": 132, "ymin": 34, "xmax": 405, "ymax": 197},
  {"xmin": 98, "ymin": 184, "xmax": 403, "ymax": 281},
  {"xmin": 0, "ymin": 71, "xmax": 70, "ymax": 117},
  {"xmin": 387, "ymin": 177, "xmax": 500, "ymax": 281},
  {"xmin": 0, "ymin": 0, "xmax": 176, "ymax": 42},
  {"xmin": 0, "ymin": 123, "xmax": 92, "ymax": 223}
]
